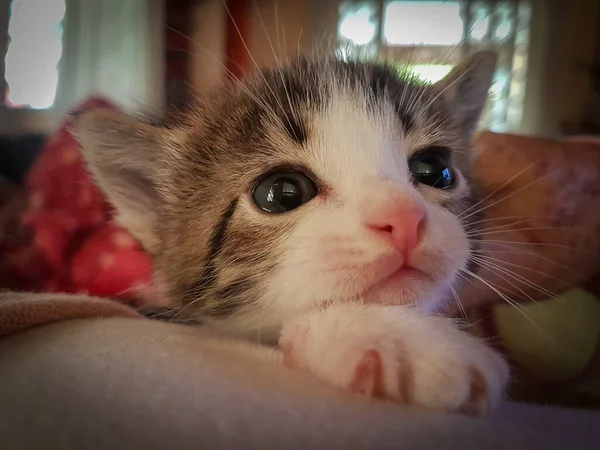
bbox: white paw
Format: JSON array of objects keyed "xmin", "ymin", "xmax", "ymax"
[{"xmin": 279, "ymin": 303, "xmax": 509, "ymax": 416}]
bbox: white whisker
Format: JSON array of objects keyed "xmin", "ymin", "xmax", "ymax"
[
  {"xmin": 470, "ymin": 240, "xmax": 589, "ymax": 279},
  {"xmin": 461, "ymin": 168, "xmax": 554, "ymax": 223},
  {"xmin": 459, "ymin": 159, "xmax": 541, "ymax": 219},
  {"xmin": 470, "ymin": 253, "xmax": 582, "ymax": 286},
  {"xmin": 467, "ymin": 226, "xmax": 581, "ymax": 237},
  {"xmin": 221, "ymin": 0, "xmax": 288, "ymax": 118},
  {"xmin": 470, "ymin": 255, "xmax": 552, "ymax": 302},
  {"xmin": 458, "ymin": 269, "xmax": 558, "ymax": 349},
  {"xmin": 480, "ymin": 239, "xmax": 600, "ymax": 257}
]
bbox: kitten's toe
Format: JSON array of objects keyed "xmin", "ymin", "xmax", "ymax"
[
  {"xmin": 459, "ymin": 367, "xmax": 491, "ymax": 416},
  {"xmin": 348, "ymin": 349, "xmax": 386, "ymax": 397},
  {"xmin": 409, "ymin": 340, "xmax": 509, "ymax": 414}
]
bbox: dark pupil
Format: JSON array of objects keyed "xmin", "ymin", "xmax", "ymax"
[
  {"xmin": 268, "ymin": 179, "xmax": 302, "ymax": 211},
  {"xmin": 410, "ymin": 153, "xmax": 453, "ymax": 189},
  {"xmin": 253, "ymin": 171, "xmax": 318, "ymax": 213}
]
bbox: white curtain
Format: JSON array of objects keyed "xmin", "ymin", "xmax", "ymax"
[{"xmin": 55, "ymin": 0, "xmax": 165, "ymax": 115}]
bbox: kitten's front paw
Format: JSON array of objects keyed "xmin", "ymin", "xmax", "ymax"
[{"xmin": 280, "ymin": 304, "xmax": 509, "ymax": 416}]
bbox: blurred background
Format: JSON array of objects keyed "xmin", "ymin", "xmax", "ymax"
[{"xmin": 0, "ymin": 0, "xmax": 597, "ymax": 139}]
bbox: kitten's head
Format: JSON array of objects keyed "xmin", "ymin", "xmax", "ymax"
[{"xmin": 74, "ymin": 52, "xmax": 495, "ymax": 339}]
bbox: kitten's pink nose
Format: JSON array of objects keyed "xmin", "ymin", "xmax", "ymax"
[{"xmin": 367, "ymin": 206, "xmax": 427, "ymax": 259}]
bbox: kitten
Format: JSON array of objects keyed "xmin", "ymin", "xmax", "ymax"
[{"xmin": 74, "ymin": 51, "xmax": 508, "ymax": 415}]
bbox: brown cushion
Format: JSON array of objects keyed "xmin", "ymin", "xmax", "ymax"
[{"xmin": 454, "ymin": 131, "xmax": 600, "ymax": 311}]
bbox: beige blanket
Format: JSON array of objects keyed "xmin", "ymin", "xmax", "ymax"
[{"xmin": 0, "ymin": 292, "xmax": 142, "ymax": 338}]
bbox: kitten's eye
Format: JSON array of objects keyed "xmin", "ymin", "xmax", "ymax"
[
  {"xmin": 409, "ymin": 148, "xmax": 454, "ymax": 189},
  {"xmin": 252, "ymin": 171, "xmax": 318, "ymax": 213}
]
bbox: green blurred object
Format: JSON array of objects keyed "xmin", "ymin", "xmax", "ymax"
[{"xmin": 495, "ymin": 288, "xmax": 600, "ymax": 382}]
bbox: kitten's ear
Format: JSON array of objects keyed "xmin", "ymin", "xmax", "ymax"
[
  {"xmin": 436, "ymin": 51, "xmax": 497, "ymax": 137},
  {"xmin": 73, "ymin": 109, "xmax": 165, "ymax": 253}
]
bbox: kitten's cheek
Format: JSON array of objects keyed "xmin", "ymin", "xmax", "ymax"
[
  {"xmin": 414, "ymin": 216, "xmax": 470, "ymax": 280},
  {"xmin": 412, "ymin": 249, "xmax": 463, "ymax": 283}
]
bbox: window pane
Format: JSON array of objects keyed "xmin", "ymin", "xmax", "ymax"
[
  {"xmin": 408, "ymin": 64, "xmax": 452, "ymax": 84},
  {"xmin": 4, "ymin": 0, "xmax": 66, "ymax": 109},
  {"xmin": 384, "ymin": 1, "xmax": 463, "ymax": 46},
  {"xmin": 393, "ymin": 63, "xmax": 453, "ymax": 84},
  {"xmin": 470, "ymin": 8, "xmax": 490, "ymax": 41},
  {"xmin": 338, "ymin": 2, "xmax": 378, "ymax": 46}
]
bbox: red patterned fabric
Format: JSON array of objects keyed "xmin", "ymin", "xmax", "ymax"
[{"xmin": 2, "ymin": 98, "xmax": 155, "ymax": 304}]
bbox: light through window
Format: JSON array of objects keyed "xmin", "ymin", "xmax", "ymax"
[
  {"xmin": 338, "ymin": 3, "xmax": 378, "ymax": 46},
  {"xmin": 408, "ymin": 64, "xmax": 453, "ymax": 84},
  {"xmin": 4, "ymin": 0, "xmax": 66, "ymax": 109},
  {"xmin": 337, "ymin": 0, "xmax": 532, "ymax": 133},
  {"xmin": 384, "ymin": 1, "xmax": 463, "ymax": 46}
]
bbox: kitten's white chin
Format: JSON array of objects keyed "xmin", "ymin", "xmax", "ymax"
[
  {"xmin": 357, "ymin": 260, "xmax": 458, "ymax": 313},
  {"xmin": 361, "ymin": 266, "xmax": 431, "ymax": 305}
]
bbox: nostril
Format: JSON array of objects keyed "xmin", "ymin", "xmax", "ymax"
[{"xmin": 377, "ymin": 224, "xmax": 394, "ymax": 234}]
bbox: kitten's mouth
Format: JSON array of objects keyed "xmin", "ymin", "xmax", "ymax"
[{"xmin": 361, "ymin": 263, "xmax": 430, "ymax": 304}]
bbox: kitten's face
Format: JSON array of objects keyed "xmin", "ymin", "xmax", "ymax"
[{"xmin": 75, "ymin": 53, "xmax": 496, "ymax": 340}]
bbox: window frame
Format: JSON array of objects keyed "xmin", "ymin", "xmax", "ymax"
[{"xmin": 0, "ymin": 0, "xmax": 10, "ymax": 108}]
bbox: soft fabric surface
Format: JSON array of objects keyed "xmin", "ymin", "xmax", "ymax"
[
  {"xmin": 0, "ymin": 292, "xmax": 141, "ymax": 338},
  {"xmin": 495, "ymin": 288, "xmax": 600, "ymax": 409},
  {"xmin": 458, "ymin": 130, "xmax": 600, "ymax": 311},
  {"xmin": 496, "ymin": 288, "xmax": 600, "ymax": 382},
  {"xmin": 1, "ymin": 317, "xmax": 599, "ymax": 450}
]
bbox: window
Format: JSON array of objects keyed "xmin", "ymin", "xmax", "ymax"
[
  {"xmin": 3, "ymin": 0, "xmax": 66, "ymax": 109},
  {"xmin": 338, "ymin": 0, "xmax": 531, "ymax": 132},
  {"xmin": 384, "ymin": 1, "xmax": 463, "ymax": 46}
]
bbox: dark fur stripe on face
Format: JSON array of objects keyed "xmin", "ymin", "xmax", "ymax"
[
  {"xmin": 183, "ymin": 198, "xmax": 238, "ymax": 303},
  {"xmin": 367, "ymin": 65, "xmax": 416, "ymax": 134},
  {"xmin": 282, "ymin": 114, "xmax": 308, "ymax": 144},
  {"xmin": 263, "ymin": 64, "xmax": 319, "ymax": 145}
]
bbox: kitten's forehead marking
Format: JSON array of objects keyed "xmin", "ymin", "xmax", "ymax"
[{"xmin": 308, "ymin": 84, "xmax": 412, "ymax": 194}]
